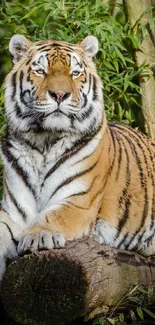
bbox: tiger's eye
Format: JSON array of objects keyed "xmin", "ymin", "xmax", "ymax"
[
  {"xmin": 37, "ymin": 69, "xmax": 44, "ymax": 75},
  {"xmin": 72, "ymin": 71, "xmax": 81, "ymax": 77}
]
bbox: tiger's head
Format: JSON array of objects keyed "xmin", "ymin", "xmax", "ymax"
[{"xmin": 5, "ymin": 35, "xmax": 103, "ymax": 135}]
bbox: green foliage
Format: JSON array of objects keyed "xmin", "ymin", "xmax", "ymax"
[{"xmin": 91, "ymin": 286, "xmax": 155, "ymax": 325}]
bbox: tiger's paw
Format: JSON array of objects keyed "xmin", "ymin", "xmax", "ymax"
[{"xmin": 18, "ymin": 230, "xmax": 66, "ymax": 255}]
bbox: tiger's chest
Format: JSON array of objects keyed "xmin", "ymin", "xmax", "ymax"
[{"xmin": 13, "ymin": 135, "xmax": 78, "ymax": 210}]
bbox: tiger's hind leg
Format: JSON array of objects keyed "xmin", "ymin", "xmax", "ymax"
[
  {"xmin": 93, "ymin": 219, "xmax": 120, "ymax": 248},
  {"xmin": 94, "ymin": 219, "xmax": 155, "ymax": 256},
  {"xmin": 138, "ymin": 239, "xmax": 155, "ymax": 256}
]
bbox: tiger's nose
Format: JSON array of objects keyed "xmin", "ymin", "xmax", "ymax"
[{"xmin": 48, "ymin": 90, "xmax": 71, "ymax": 103}]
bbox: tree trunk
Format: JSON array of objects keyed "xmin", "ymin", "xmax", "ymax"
[
  {"xmin": 123, "ymin": 0, "xmax": 155, "ymax": 139},
  {"xmin": 1, "ymin": 238, "xmax": 155, "ymax": 325}
]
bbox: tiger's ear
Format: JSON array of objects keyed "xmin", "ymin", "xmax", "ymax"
[
  {"xmin": 9, "ymin": 34, "xmax": 32, "ymax": 64},
  {"xmin": 79, "ymin": 36, "xmax": 99, "ymax": 58}
]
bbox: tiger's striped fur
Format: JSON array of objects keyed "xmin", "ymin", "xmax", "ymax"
[{"xmin": 0, "ymin": 34, "xmax": 155, "ymax": 279}]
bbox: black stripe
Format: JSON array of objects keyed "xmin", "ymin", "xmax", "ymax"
[
  {"xmin": 11, "ymin": 72, "xmax": 17, "ymax": 100},
  {"xmin": 19, "ymin": 70, "xmax": 31, "ymax": 108},
  {"xmin": 5, "ymin": 182, "xmax": 27, "ymax": 221},
  {"xmin": 59, "ymin": 54, "xmax": 67, "ymax": 65},
  {"xmin": 82, "ymin": 105, "xmax": 93, "ymax": 119},
  {"xmin": 126, "ymin": 229, "xmax": 147, "ymax": 251},
  {"xmin": 87, "ymin": 73, "xmax": 92, "ymax": 94},
  {"xmin": 83, "ymin": 61, "xmax": 88, "ymax": 68},
  {"xmin": 31, "ymin": 61, "xmax": 38, "ymax": 67},
  {"xmin": 117, "ymin": 232, "xmax": 129, "ymax": 249},
  {"xmin": 90, "ymin": 178, "xmax": 107, "ymax": 205},
  {"xmin": 144, "ymin": 232, "xmax": 155, "ymax": 246},
  {"xmin": 26, "ymin": 57, "xmax": 32, "ymax": 65},
  {"xmin": 37, "ymin": 45, "xmax": 52, "ymax": 51},
  {"xmin": 27, "ymin": 66, "xmax": 31, "ymax": 73},
  {"xmin": 109, "ymin": 127, "xmax": 116, "ymax": 171},
  {"xmin": 115, "ymin": 133, "xmax": 123, "ymax": 180},
  {"xmin": 126, "ymin": 230, "xmax": 143, "ymax": 250},
  {"xmin": 81, "ymin": 93, "xmax": 87, "ymax": 108},
  {"xmin": 73, "ymin": 143, "xmax": 98, "ymax": 165},
  {"xmin": 40, "ymin": 47, "xmax": 52, "ymax": 52},
  {"xmin": 45, "ymin": 53, "xmax": 50, "ymax": 66},
  {"xmin": 64, "ymin": 174, "xmax": 99, "ymax": 200},
  {"xmin": 115, "ymin": 134, "xmax": 131, "ymax": 237},
  {"xmin": 66, "ymin": 174, "xmax": 106, "ymax": 211},
  {"xmin": 62, "ymin": 47, "xmax": 75, "ymax": 53},
  {"xmin": 75, "ymin": 105, "xmax": 93, "ymax": 122},
  {"xmin": 1, "ymin": 139, "xmax": 36, "ymax": 198},
  {"xmin": 19, "ymin": 70, "xmax": 24, "ymax": 103},
  {"xmin": 15, "ymin": 103, "xmax": 23, "ymax": 117},
  {"xmin": 117, "ymin": 135, "xmax": 130, "ymax": 207},
  {"xmin": 0, "ymin": 221, "xmax": 18, "ymax": 246},
  {"xmin": 65, "ymin": 200, "xmax": 89, "ymax": 210},
  {"xmin": 117, "ymin": 198, "xmax": 131, "ymax": 236},
  {"xmin": 19, "ymin": 70, "xmax": 30, "ymax": 108},
  {"xmin": 21, "ymin": 138, "xmax": 43, "ymax": 154},
  {"xmin": 50, "ymin": 158, "xmax": 100, "ymax": 200},
  {"xmin": 89, "ymin": 117, "xmax": 97, "ymax": 133},
  {"xmin": 92, "ymin": 76, "xmax": 98, "ymax": 101},
  {"xmin": 43, "ymin": 124, "xmax": 102, "ymax": 184}
]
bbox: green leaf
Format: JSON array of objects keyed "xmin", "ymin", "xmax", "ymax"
[
  {"xmin": 119, "ymin": 313, "xmax": 124, "ymax": 322},
  {"xmin": 124, "ymin": 73, "xmax": 129, "ymax": 91},
  {"xmin": 137, "ymin": 306, "xmax": 144, "ymax": 320},
  {"xmin": 141, "ymin": 24, "xmax": 147, "ymax": 39},
  {"xmin": 148, "ymin": 18, "xmax": 155, "ymax": 32},
  {"xmin": 132, "ymin": 6, "xmax": 154, "ymax": 30},
  {"xmin": 20, "ymin": 5, "xmax": 43, "ymax": 21},
  {"xmin": 103, "ymin": 61, "xmax": 115, "ymax": 71},
  {"xmin": 127, "ymin": 34, "xmax": 140, "ymax": 49},
  {"xmin": 143, "ymin": 307, "xmax": 155, "ymax": 319}
]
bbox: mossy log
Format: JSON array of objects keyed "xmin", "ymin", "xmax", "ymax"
[{"xmin": 1, "ymin": 238, "xmax": 155, "ymax": 325}]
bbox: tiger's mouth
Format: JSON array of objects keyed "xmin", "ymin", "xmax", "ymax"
[
  {"xmin": 34, "ymin": 100, "xmax": 81, "ymax": 116},
  {"xmin": 44, "ymin": 109, "xmax": 68, "ymax": 118}
]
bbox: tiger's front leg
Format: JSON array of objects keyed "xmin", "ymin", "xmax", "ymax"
[
  {"xmin": 0, "ymin": 210, "xmax": 22, "ymax": 279},
  {"xmin": 18, "ymin": 202, "xmax": 96, "ymax": 255}
]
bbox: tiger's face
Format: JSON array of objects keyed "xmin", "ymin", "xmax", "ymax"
[{"xmin": 5, "ymin": 35, "xmax": 103, "ymax": 134}]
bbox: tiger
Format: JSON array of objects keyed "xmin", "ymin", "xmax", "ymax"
[{"xmin": 0, "ymin": 33, "xmax": 155, "ymax": 280}]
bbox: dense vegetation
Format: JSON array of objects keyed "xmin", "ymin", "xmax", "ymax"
[{"xmin": 0, "ymin": 0, "xmax": 155, "ymax": 324}]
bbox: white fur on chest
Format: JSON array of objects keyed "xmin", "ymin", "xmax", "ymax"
[{"xmin": 2, "ymin": 128, "xmax": 102, "ymax": 228}]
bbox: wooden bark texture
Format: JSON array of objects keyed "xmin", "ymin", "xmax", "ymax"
[
  {"xmin": 1, "ymin": 238, "xmax": 155, "ymax": 325},
  {"xmin": 123, "ymin": 0, "xmax": 155, "ymax": 139}
]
